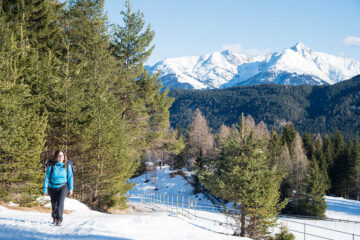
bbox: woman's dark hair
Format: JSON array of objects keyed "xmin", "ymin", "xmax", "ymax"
[{"xmin": 52, "ymin": 149, "xmax": 68, "ymax": 167}]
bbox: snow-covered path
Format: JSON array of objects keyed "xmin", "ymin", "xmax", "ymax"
[{"xmin": 0, "ymin": 197, "xmax": 244, "ymax": 240}]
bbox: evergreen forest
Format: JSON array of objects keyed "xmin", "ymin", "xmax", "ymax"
[
  {"xmin": 169, "ymin": 75, "xmax": 360, "ymax": 140},
  {"xmin": 0, "ymin": 0, "xmax": 179, "ymax": 210}
]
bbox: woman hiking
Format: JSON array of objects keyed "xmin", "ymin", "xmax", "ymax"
[{"xmin": 43, "ymin": 150, "xmax": 74, "ymax": 226}]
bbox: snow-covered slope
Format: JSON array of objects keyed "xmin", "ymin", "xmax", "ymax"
[
  {"xmin": 146, "ymin": 42, "xmax": 360, "ymax": 89},
  {"xmin": 1, "ymin": 166, "xmax": 360, "ymax": 239},
  {"xmin": 127, "ymin": 166, "xmax": 212, "ymax": 204}
]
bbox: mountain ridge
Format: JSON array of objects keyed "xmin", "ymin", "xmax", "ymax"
[{"xmin": 147, "ymin": 42, "xmax": 360, "ymax": 90}]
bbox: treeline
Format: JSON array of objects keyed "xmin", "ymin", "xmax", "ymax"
[
  {"xmin": 169, "ymin": 75, "xmax": 360, "ymax": 140},
  {"xmin": 0, "ymin": 0, "xmax": 178, "ymax": 209},
  {"xmin": 173, "ymin": 109, "xmax": 360, "ymax": 237}
]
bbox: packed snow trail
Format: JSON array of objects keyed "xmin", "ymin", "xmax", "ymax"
[{"xmin": 0, "ymin": 197, "xmax": 245, "ymax": 240}]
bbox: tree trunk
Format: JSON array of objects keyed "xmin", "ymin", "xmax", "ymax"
[{"xmin": 240, "ymin": 205, "xmax": 246, "ymax": 237}]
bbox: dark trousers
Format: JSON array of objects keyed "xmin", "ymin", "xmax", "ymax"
[{"xmin": 49, "ymin": 184, "xmax": 68, "ymax": 221}]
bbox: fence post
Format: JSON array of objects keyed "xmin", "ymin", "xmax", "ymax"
[
  {"xmin": 195, "ymin": 200, "xmax": 197, "ymax": 221},
  {"xmin": 182, "ymin": 195, "xmax": 184, "ymax": 214},
  {"xmin": 188, "ymin": 197, "xmax": 190, "ymax": 218},
  {"xmin": 304, "ymin": 223, "xmax": 306, "ymax": 240}
]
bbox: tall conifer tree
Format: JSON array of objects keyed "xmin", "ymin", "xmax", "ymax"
[{"xmin": 0, "ymin": 16, "xmax": 47, "ymax": 205}]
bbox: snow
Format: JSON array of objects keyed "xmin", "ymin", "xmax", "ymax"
[
  {"xmin": 127, "ymin": 167, "xmax": 212, "ymax": 205},
  {"xmin": 147, "ymin": 42, "xmax": 360, "ymax": 89},
  {"xmin": 0, "ymin": 197, "xmax": 244, "ymax": 240},
  {"xmin": 1, "ymin": 166, "xmax": 360, "ymax": 240}
]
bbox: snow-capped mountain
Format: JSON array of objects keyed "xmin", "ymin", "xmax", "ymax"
[{"xmin": 146, "ymin": 42, "xmax": 360, "ymax": 90}]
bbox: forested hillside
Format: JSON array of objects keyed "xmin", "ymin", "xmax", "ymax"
[
  {"xmin": 0, "ymin": 0, "xmax": 178, "ymax": 210},
  {"xmin": 169, "ymin": 75, "xmax": 360, "ymax": 139}
]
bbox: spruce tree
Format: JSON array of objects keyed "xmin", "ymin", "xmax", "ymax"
[
  {"xmin": 1, "ymin": 0, "xmax": 65, "ymax": 56},
  {"xmin": 282, "ymin": 122, "xmax": 296, "ymax": 154},
  {"xmin": 302, "ymin": 132, "xmax": 315, "ymax": 160},
  {"xmin": 315, "ymin": 137, "xmax": 331, "ymax": 191},
  {"xmin": 323, "ymin": 134, "xmax": 334, "ymax": 193},
  {"xmin": 268, "ymin": 129, "xmax": 284, "ymax": 167},
  {"xmin": 65, "ymin": 0, "xmax": 129, "ymax": 207},
  {"xmin": 200, "ymin": 116, "xmax": 286, "ymax": 238},
  {"xmin": 331, "ymin": 131, "xmax": 348, "ymax": 197},
  {"xmin": 300, "ymin": 157, "xmax": 327, "ymax": 217},
  {"xmin": 350, "ymin": 139, "xmax": 360, "ymax": 200},
  {"xmin": 111, "ymin": 0, "xmax": 173, "ymax": 152},
  {"xmin": 0, "ymin": 17, "xmax": 47, "ymax": 205}
]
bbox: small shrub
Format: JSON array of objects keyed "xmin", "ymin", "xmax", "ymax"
[{"xmin": 275, "ymin": 226, "xmax": 295, "ymax": 240}]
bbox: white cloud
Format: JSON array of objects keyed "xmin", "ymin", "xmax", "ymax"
[
  {"xmin": 221, "ymin": 44, "xmax": 271, "ymax": 56},
  {"xmin": 342, "ymin": 37, "xmax": 360, "ymax": 47}
]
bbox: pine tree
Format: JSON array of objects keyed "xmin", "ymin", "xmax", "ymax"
[
  {"xmin": 111, "ymin": 0, "xmax": 173, "ymax": 152},
  {"xmin": 282, "ymin": 122, "xmax": 296, "ymax": 154},
  {"xmin": 331, "ymin": 131, "xmax": 348, "ymax": 197},
  {"xmin": 302, "ymin": 132, "xmax": 315, "ymax": 160},
  {"xmin": 1, "ymin": 0, "xmax": 64, "ymax": 56},
  {"xmin": 110, "ymin": 0, "xmax": 154, "ymax": 81},
  {"xmin": 0, "ymin": 17, "xmax": 47, "ymax": 205},
  {"xmin": 200, "ymin": 116, "xmax": 286, "ymax": 238},
  {"xmin": 268, "ymin": 129, "xmax": 284, "ymax": 167},
  {"xmin": 314, "ymin": 136, "xmax": 331, "ymax": 191},
  {"xmin": 323, "ymin": 134, "xmax": 334, "ymax": 193},
  {"xmin": 65, "ymin": 0, "xmax": 132, "ymax": 207},
  {"xmin": 300, "ymin": 157, "xmax": 327, "ymax": 217},
  {"xmin": 350, "ymin": 139, "xmax": 360, "ymax": 200}
]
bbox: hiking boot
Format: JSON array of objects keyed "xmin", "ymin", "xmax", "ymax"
[
  {"xmin": 55, "ymin": 219, "xmax": 62, "ymax": 226},
  {"xmin": 52, "ymin": 218, "xmax": 56, "ymax": 224}
]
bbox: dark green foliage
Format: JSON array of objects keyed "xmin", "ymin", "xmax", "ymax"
[
  {"xmin": 0, "ymin": 0, "xmax": 174, "ymax": 210},
  {"xmin": 350, "ymin": 139, "xmax": 360, "ymax": 200},
  {"xmin": 200, "ymin": 116, "xmax": 286, "ymax": 238},
  {"xmin": 314, "ymin": 138, "xmax": 331, "ymax": 191},
  {"xmin": 299, "ymin": 157, "xmax": 327, "ymax": 217},
  {"xmin": 330, "ymin": 131, "xmax": 349, "ymax": 197},
  {"xmin": 111, "ymin": 0, "xmax": 154, "ymax": 79},
  {"xmin": 302, "ymin": 132, "xmax": 315, "ymax": 160},
  {"xmin": 282, "ymin": 123, "xmax": 296, "ymax": 154},
  {"xmin": 0, "ymin": 16, "xmax": 47, "ymax": 205},
  {"xmin": 169, "ymin": 76, "xmax": 360, "ymax": 140},
  {"xmin": 275, "ymin": 226, "xmax": 295, "ymax": 240},
  {"xmin": 323, "ymin": 134, "xmax": 335, "ymax": 170}
]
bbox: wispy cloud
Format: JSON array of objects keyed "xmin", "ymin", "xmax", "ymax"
[
  {"xmin": 342, "ymin": 37, "xmax": 360, "ymax": 47},
  {"xmin": 221, "ymin": 44, "xmax": 271, "ymax": 56}
]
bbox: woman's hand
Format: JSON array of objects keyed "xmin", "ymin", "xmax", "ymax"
[
  {"xmin": 68, "ymin": 190, "xmax": 73, "ymax": 197},
  {"xmin": 43, "ymin": 193, "xmax": 47, "ymax": 196}
]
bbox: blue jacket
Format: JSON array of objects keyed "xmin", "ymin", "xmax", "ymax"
[{"xmin": 43, "ymin": 162, "xmax": 74, "ymax": 194}]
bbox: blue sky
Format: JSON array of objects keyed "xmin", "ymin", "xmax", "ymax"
[{"xmin": 104, "ymin": 0, "xmax": 360, "ymax": 65}]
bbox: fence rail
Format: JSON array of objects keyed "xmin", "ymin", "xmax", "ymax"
[{"xmin": 127, "ymin": 193, "xmax": 360, "ymax": 240}]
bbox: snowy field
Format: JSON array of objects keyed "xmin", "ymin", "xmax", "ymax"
[
  {"xmin": 0, "ymin": 197, "xmax": 246, "ymax": 240},
  {"xmin": 1, "ymin": 166, "xmax": 360, "ymax": 240}
]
